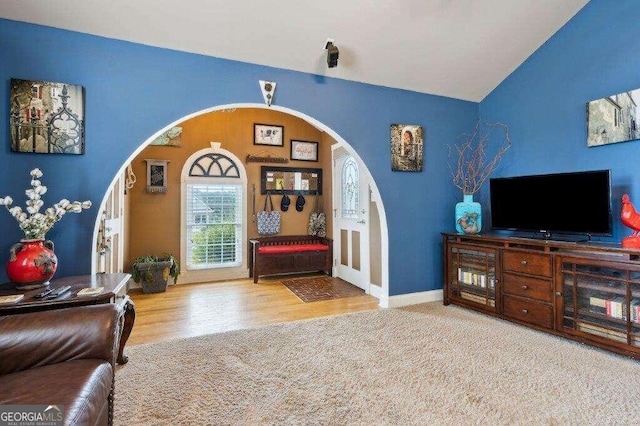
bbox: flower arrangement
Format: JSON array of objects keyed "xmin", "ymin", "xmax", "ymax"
[
  {"xmin": 448, "ymin": 120, "xmax": 512, "ymax": 195},
  {"xmin": 0, "ymin": 168, "xmax": 91, "ymax": 240}
]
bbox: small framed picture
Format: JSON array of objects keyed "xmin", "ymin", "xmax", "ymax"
[
  {"xmin": 145, "ymin": 159, "xmax": 169, "ymax": 193},
  {"xmin": 254, "ymin": 123, "xmax": 284, "ymax": 146},
  {"xmin": 290, "ymin": 140, "xmax": 319, "ymax": 162}
]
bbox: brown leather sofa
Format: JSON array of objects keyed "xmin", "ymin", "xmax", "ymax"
[{"xmin": 0, "ymin": 304, "xmax": 122, "ymax": 425}]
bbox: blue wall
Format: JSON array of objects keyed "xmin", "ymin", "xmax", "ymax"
[
  {"xmin": 0, "ymin": 18, "xmax": 477, "ymax": 295},
  {"xmin": 480, "ymin": 0, "xmax": 640, "ymax": 242}
]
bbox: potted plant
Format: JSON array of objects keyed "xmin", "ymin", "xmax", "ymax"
[{"xmin": 131, "ymin": 253, "xmax": 180, "ymax": 294}]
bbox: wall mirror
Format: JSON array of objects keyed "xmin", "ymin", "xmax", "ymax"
[{"xmin": 260, "ymin": 166, "xmax": 322, "ymax": 195}]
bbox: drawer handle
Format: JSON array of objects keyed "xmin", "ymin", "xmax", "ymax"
[
  {"xmin": 520, "ymin": 260, "xmax": 527, "ymax": 265},
  {"xmin": 521, "ymin": 309, "xmax": 528, "ymax": 314},
  {"xmin": 521, "ymin": 285, "xmax": 528, "ymax": 290}
]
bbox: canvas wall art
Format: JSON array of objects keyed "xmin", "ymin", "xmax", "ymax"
[
  {"xmin": 391, "ymin": 124, "xmax": 424, "ymax": 172},
  {"xmin": 9, "ymin": 78, "xmax": 85, "ymax": 154},
  {"xmin": 587, "ymin": 88, "xmax": 640, "ymax": 147}
]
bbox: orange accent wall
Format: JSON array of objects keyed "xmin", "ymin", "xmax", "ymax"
[{"xmin": 126, "ymin": 108, "xmax": 334, "ymax": 276}]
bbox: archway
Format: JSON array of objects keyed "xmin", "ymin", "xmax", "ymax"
[{"xmin": 91, "ymin": 103, "xmax": 390, "ymax": 303}]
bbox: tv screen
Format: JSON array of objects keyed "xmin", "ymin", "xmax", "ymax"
[{"xmin": 489, "ymin": 170, "xmax": 612, "ymax": 236}]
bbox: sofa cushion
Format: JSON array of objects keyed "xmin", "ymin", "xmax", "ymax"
[
  {"xmin": 0, "ymin": 359, "xmax": 112, "ymax": 425},
  {"xmin": 258, "ymin": 243, "xmax": 329, "ymax": 254}
]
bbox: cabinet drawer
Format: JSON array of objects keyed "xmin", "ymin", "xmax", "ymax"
[
  {"xmin": 503, "ymin": 251, "xmax": 552, "ymax": 277},
  {"xmin": 502, "ymin": 272, "xmax": 553, "ymax": 303},
  {"xmin": 503, "ymin": 295, "xmax": 553, "ymax": 329}
]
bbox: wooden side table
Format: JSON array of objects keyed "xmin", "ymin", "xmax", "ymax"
[{"xmin": 0, "ymin": 273, "xmax": 135, "ymax": 364}]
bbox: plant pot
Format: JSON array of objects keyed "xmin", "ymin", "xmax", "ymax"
[{"xmin": 136, "ymin": 260, "xmax": 173, "ymax": 294}]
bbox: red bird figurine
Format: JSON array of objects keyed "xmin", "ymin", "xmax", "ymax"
[{"xmin": 621, "ymin": 194, "xmax": 640, "ymax": 248}]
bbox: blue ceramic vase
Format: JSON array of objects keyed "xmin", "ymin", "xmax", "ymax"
[{"xmin": 455, "ymin": 194, "xmax": 481, "ymax": 234}]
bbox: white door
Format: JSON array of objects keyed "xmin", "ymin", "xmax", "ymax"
[
  {"xmin": 96, "ymin": 171, "xmax": 125, "ymax": 273},
  {"xmin": 333, "ymin": 149, "xmax": 369, "ymax": 291}
]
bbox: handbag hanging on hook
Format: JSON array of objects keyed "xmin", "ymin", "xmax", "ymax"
[
  {"xmin": 308, "ymin": 194, "xmax": 326, "ymax": 237},
  {"xmin": 256, "ymin": 192, "xmax": 281, "ymax": 235}
]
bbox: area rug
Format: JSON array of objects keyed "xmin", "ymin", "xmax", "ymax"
[
  {"xmin": 280, "ymin": 275, "xmax": 364, "ymax": 302},
  {"xmin": 114, "ymin": 303, "xmax": 640, "ymax": 425}
]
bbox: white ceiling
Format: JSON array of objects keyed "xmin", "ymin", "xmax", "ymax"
[{"xmin": 0, "ymin": 0, "xmax": 588, "ymax": 102}]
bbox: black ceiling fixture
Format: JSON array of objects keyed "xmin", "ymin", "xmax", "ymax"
[{"xmin": 325, "ymin": 39, "xmax": 339, "ymax": 68}]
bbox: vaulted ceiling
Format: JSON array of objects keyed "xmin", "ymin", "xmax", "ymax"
[{"xmin": 0, "ymin": 0, "xmax": 589, "ymax": 102}]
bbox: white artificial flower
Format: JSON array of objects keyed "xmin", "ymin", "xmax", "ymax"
[
  {"xmin": 9, "ymin": 206, "xmax": 22, "ymax": 217},
  {"xmin": 25, "ymin": 189, "xmax": 38, "ymax": 200},
  {"xmin": 1, "ymin": 168, "xmax": 92, "ymax": 240}
]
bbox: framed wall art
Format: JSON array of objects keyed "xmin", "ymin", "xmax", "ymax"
[
  {"xmin": 9, "ymin": 78, "xmax": 85, "ymax": 154},
  {"xmin": 145, "ymin": 159, "xmax": 169, "ymax": 193},
  {"xmin": 587, "ymin": 88, "xmax": 640, "ymax": 147},
  {"xmin": 290, "ymin": 140, "xmax": 318, "ymax": 162},
  {"xmin": 254, "ymin": 123, "xmax": 284, "ymax": 146},
  {"xmin": 391, "ymin": 124, "xmax": 424, "ymax": 172}
]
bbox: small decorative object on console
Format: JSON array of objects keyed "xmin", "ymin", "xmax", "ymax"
[
  {"xmin": 0, "ymin": 168, "xmax": 91, "ymax": 289},
  {"xmin": 77, "ymin": 287, "xmax": 104, "ymax": 296},
  {"xmin": 621, "ymin": 194, "xmax": 640, "ymax": 248},
  {"xmin": 448, "ymin": 120, "xmax": 511, "ymax": 234}
]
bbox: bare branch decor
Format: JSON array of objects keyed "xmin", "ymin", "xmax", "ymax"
[{"xmin": 448, "ymin": 120, "xmax": 512, "ymax": 195}]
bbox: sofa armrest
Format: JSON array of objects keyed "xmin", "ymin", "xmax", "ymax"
[{"xmin": 0, "ymin": 304, "xmax": 121, "ymax": 375}]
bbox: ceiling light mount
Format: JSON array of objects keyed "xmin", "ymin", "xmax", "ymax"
[{"xmin": 324, "ymin": 38, "xmax": 339, "ymax": 68}]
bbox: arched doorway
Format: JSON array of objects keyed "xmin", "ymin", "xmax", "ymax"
[{"xmin": 91, "ymin": 103, "xmax": 389, "ymax": 303}]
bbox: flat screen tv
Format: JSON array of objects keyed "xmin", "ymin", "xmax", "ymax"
[{"xmin": 489, "ymin": 169, "xmax": 612, "ymax": 238}]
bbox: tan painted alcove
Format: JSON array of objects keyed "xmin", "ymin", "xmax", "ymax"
[{"xmin": 124, "ymin": 108, "xmax": 335, "ymax": 274}]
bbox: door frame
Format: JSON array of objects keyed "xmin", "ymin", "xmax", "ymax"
[{"xmin": 90, "ymin": 103, "xmax": 389, "ymax": 305}]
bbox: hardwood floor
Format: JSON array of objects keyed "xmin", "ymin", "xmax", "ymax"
[{"xmin": 126, "ymin": 274, "xmax": 380, "ymax": 346}]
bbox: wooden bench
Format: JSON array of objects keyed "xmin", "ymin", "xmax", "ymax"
[{"xmin": 249, "ymin": 235, "xmax": 333, "ymax": 283}]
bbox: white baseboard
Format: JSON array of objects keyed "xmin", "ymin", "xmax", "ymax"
[
  {"xmin": 368, "ymin": 284, "xmax": 383, "ymax": 299},
  {"xmin": 379, "ymin": 289, "xmax": 443, "ymax": 308}
]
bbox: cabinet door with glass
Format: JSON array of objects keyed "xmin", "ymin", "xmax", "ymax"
[
  {"xmin": 559, "ymin": 256, "xmax": 640, "ymax": 352},
  {"xmin": 446, "ymin": 243, "xmax": 498, "ymax": 312}
]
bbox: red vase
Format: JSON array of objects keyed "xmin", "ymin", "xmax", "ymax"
[{"xmin": 6, "ymin": 239, "xmax": 58, "ymax": 290}]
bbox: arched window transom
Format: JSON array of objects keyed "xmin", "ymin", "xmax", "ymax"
[{"xmin": 189, "ymin": 153, "xmax": 240, "ymax": 178}]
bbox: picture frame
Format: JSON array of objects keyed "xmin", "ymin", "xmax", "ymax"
[
  {"xmin": 145, "ymin": 159, "xmax": 169, "ymax": 193},
  {"xmin": 260, "ymin": 166, "xmax": 322, "ymax": 195},
  {"xmin": 290, "ymin": 140, "xmax": 319, "ymax": 162},
  {"xmin": 254, "ymin": 123, "xmax": 284, "ymax": 146},
  {"xmin": 390, "ymin": 124, "xmax": 424, "ymax": 172},
  {"xmin": 587, "ymin": 88, "xmax": 640, "ymax": 147},
  {"xmin": 9, "ymin": 78, "xmax": 85, "ymax": 155}
]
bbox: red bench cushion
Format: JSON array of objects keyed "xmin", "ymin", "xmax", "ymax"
[{"xmin": 258, "ymin": 243, "xmax": 329, "ymax": 254}]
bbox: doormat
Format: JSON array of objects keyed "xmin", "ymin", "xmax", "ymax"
[{"xmin": 280, "ymin": 276, "xmax": 365, "ymax": 303}]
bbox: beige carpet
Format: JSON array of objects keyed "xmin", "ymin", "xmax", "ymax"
[{"xmin": 114, "ymin": 303, "xmax": 640, "ymax": 425}]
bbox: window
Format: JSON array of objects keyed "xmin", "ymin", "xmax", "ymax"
[
  {"xmin": 341, "ymin": 156, "xmax": 359, "ymax": 219},
  {"xmin": 181, "ymin": 148, "xmax": 247, "ymax": 281},
  {"xmin": 186, "ymin": 184, "xmax": 242, "ymax": 269}
]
